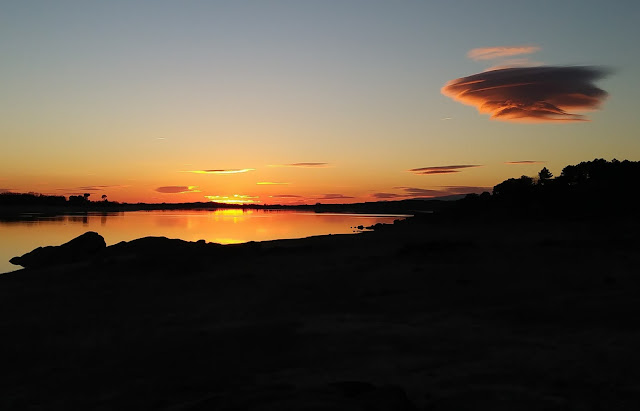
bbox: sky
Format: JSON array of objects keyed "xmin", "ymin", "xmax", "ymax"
[{"xmin": 1, "ymin": 0, "xmax": 639, "ymax": 204}]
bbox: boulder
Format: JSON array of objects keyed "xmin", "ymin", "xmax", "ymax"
[
  {"xmin": 9, "ymin": 231, "xmax": 106, "ymax": 269},
  {"xmin": 185, "ymin": 382, "xmax": 416, "ymax": 410}
]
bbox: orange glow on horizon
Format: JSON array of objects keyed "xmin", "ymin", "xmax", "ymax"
[{"xmin": 204, "ymin": 194, "xmax": 260, "ymax": 204}]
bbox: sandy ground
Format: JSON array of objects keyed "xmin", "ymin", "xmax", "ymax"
[{"xmin": 1, "ymin": 215, "xmax": 640, "ymax": 410}]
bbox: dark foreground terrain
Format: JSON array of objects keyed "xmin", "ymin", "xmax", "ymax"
[{"xmin": 2, "ymin": 214, "xmax": 640, "ymax": 410}]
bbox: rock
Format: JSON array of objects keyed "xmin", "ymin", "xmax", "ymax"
[
  {"xmin": 97, "ymin": 236, "xmax": 229, "ymax": 271},
  {"xmin": 328, "ymin": 380, "xmax": 376, "ymax": 397},
  {"xmin": 9, "ymin": 231, "xmax": 106, "ymax": 269},
  {"xmin": 185, "ymin": 382, "xmax": 417, "ymax": 410}
]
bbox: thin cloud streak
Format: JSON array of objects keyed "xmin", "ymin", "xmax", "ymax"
[
  {"xmin": 269, "ymin": 194, "xmax": 303, "ymax": 198},
  {"xmin": 316, "ymin": 194, "xmax": 355, "ymax": 200},
  {"xmin": 468, "ymin": 45, "xmax": 540, "ymax": 61},
  {"xmin": 415, "ymin": 170, "xmax": 460, "ymax": 175},
  {"xmin": 269, "ymin": 163, "xmax": 329, "ymax": 168},
  {"xmin": 372, "ymin": 192, "xmax": 404, "ymax": 199},
  {"xmin": 257, "ymin": 182, "xmax": 290, "ymax": 185},
  {"xmin": 441, "ymin": 66, "xmax": 609, "ymax": 122},
  {"xmin": 374, "ymin": 186, "xmax": 489, "ymax": 199},
  {"xmin": 156, "ymin": 186, "xmax": 201, "ymax": 194},
  {"xmin": 505, "ymin": 160, "xmax": 546, "ymax": 164},
  {"xmin": 186, "ymin": 169, "xmax": 255, "ymax": 174},
  {"xmin": 409, "ymin": 165, "xmax": 481, "ymax": 175},
  {"xmin": 77, "ymin": 185, "xmax": 128, "ymax": 191},
  {"xmin": 56, "ymin": 185, "xmax": 129, "ymax": 193},
  {"xmin": 395, "ymin": 187, "xmax": 447, "ymax": 197},
  {"xmin": 485, "ymin": 58, "xmax": 543, "ymax": 71}
]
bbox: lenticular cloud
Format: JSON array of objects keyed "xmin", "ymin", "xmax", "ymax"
[
  {"xmin": 467, "ymin": 46, "xmax": 540, "ymax": 61},
  {"xmin": 441, "ymin": 66, "xmax": 609, "ymax": 122}
]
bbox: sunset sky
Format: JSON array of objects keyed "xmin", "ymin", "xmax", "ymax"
[{"xmin": 2, "ymin": 1, "xmax": 639, "ymax": 204}]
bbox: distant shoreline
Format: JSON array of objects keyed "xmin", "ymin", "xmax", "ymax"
[{"xmin": 0, "ymin": 198, "xmax": 453, "ymax": 220}]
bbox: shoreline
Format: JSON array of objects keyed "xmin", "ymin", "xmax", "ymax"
[
  {"xmin": 2, "ymin": 214, "xmax": 639, "ymax": 409},
  {"xmin": 0, "ymin": 211, "xmax": 409, "ymax": 274},
  {"xmin": 0, "ymin": 197, "xmax": 452, "ymax": 220}
]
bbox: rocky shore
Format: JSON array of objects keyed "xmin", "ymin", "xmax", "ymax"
[{"xmin": 2, "ymin": 214, "xmax": 640, "ymax": 410}]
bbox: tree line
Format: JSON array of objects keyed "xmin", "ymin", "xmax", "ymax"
[
  {"xmin": 462, "ymin": 158, "xmax": 640, "ymax": 216},
  {"xmin": 0, "ymin": 192, "xmax": 111, "ymax": 207}
]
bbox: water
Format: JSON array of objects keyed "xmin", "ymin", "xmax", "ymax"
[{"xmin": 0, "ymin": 209, "xmax": 406, "ymax": 273}]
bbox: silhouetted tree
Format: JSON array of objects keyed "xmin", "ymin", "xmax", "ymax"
[
  {"xmin": 0, "ymin": 192, "xmax": 66, "ymax": 206},
  {"xmin": 490, "ymin": 158, "xmax": 640, "ymax": 216},
  {"xmin": 493, "ymin": 175, "xmax": 535, "ymax": 198},
  {"xmin": 68, "ymin": 195, "xmax": 85, "ymax": 206},
  {"xmin": 101, "ymin": 194, "xmax": 107, "ymax": 202},
  {"xmin": 538, "ymin": 167, "xmax": 553, "ymax": 184}
]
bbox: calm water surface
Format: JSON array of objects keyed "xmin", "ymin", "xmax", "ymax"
[{"xmin": 0, "ymin": 209, "xmax": 406, "ymax": 273}]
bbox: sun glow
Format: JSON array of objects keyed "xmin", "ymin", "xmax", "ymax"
[{"xmin": 204, "ymin": 194, "xmax": 260, "ymax": 204}]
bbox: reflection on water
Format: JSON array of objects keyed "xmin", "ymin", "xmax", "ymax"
[{"xmin": 0, "ymin": 209, "xmax": 405, "ymax": 273}]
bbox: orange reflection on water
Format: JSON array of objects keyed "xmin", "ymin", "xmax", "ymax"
[
  {"xmin": 213, "ymin": 209, "xmax": 251, "ymax": 216},
  {"xmin": 0, "ymin": 210, "xmax": 405, "ymax": 273}
]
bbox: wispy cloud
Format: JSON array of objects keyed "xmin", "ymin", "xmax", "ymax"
[
  {"xmin": 485, "ymin": 58, "xmax": 543, "ymax": 71},
  {"xmin": 269, "ymin": 163, "xmax": 329, "ymax": 168},
  {"xmin": 413, "ymin": 170, "xmax": 459, "ymax": 175},
  {"xmin": 0, "ymin": 188, "xmax": 12, "ymax": 193},
  {"xmin": 373, "ymin": 186, "xmax": 489, "ymax": 200},
  {"xmin": 56, "ymin": 185, "xmax": 129, "ymax": 193},
  {"xmin": 468, "ymin": 45, "xmax": 540, "ymax": 61},
  {"xmin": 394, "ymin": 187, "xmax": 446, "ymax": 197},
  {"xmin": 505, "ymin": 160, "xmax": 546, "ymax": 165},
  {"xmin": 372, "ymin": 192, "xmax": 404, "ymax": 199},
  {"xmin": 186, "ymin": 168, "xmax": 255, "ymax": 174},
  {"xmin": 77, "ymin": 185, "xmax": 126, "ymax": 191},
  {"xmin": 155, "ymin": 186, "xmax": 201, "ymax": 194},
  {"xmin": 408, "ymin": 165, "xmax": 481, "ymax": 175},
  {"xmin": 316, "ymin": 193, "xmax": 355, "ymax": 200},
  {"xmin": 257, "ymin": 182, "xmax": 290, "ymax": 185},
  {"xmin": 441, "ymin": 66, "xmax": 609, "ymax": 122},
  {"xmin": 269, "ymin": 194, "xmax": 303, "ymax": 198}
]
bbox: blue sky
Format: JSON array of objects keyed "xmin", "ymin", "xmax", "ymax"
[{"xmin": 1, "ymin": 1, "xmax": 639, "ymax": 203}]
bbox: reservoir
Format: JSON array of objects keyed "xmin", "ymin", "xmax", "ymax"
[{"xmin": 0, "ymin": 209, "xmax": 407, "ymax": 273}]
